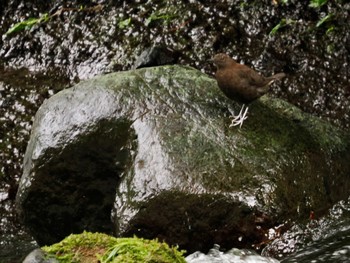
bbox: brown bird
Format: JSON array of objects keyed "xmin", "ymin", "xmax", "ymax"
[{"xmin": 212, "ymin": 53, "xmax": 286, "ymax": 128}]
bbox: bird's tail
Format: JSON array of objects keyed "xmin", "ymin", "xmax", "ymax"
[
  {"xmin": 269, "ymin": 72, "xmax": 286, "ymax": 81},
  {"xmin": 265, "ymin": 73, "xmax": 286, "ymax": 86}
]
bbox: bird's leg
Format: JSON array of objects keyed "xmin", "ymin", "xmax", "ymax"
[
  {"xmin": 231, "ymin": 105, "xmax": 246, "ymax": 122},
  {"xmin": 229, "ymin": 105, "xmax": 249, "ymax": 128}
]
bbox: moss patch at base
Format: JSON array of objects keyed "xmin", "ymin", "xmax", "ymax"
[{"xmin": 42, "ymin": 231, "xmax": 186, "ymax": 263}]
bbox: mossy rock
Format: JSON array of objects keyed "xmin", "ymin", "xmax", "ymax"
[{"xmin": 42, "ymin": 231, "xmax": 186, "ymax": 263}]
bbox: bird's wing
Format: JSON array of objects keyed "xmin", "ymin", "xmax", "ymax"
[{"xmin": 238, "ymin": 66, "xmax": 267, "ymax": 88}]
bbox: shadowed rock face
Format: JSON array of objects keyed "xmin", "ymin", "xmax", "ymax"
[
  {"xmin": 122, "ymin": 192, "xmax": 271, "ymax": 253},
  {"xmin": 16, "ymin": 66, "xmax": 350, "ymax": 252},
  {"xmin": 17, "ymin": 89, "xmax": 135, "ymax": 244}
]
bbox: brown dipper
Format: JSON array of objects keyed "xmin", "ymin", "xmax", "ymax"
[{"xmin": 212, "ymin": 53, "xmax": 286, "ymax": 127}]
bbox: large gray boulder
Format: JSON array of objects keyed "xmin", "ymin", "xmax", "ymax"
[{"xmin": 16, "ymin": 65, "xmax": 350, "ymax": 253}]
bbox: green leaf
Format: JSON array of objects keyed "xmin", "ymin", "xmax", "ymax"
[
  {"xmin": 309, "ymin": 0, "xmax": 328, "ymax": 8},
  {"xmin": 326, "ymin": 26, "xmax": 335, "ymax": 34},
  {"xmin": 6, "ymin": 18, "xmax": 39, "ymax": 35},
  {"xmin": 316, "ymin": 13, "xmax": 334, "ymax": 27},
  {"xmin": 145, "ymin": 12, "xmax": 174, "ymax": 27},
  {"xmin": 269, "ymin": 18, "xmax": 295, "ymax": 35},
  {"xmin": 6, "ymin": 13, "xmax": 49, "ymax": 35},
  {"xmin": 118, "ymin": 18, "xmax": 132, "ymax": 29}
]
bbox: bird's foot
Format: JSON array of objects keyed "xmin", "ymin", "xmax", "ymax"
[{"xmin": 229, "ymin": 106, "xmax": 249, "ymax": 128}]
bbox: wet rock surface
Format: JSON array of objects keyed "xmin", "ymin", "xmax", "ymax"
[
  {"xmin": 16, "ymin": 84, "xmax": 135, "ymax": 245},
  {"xmin": 0, "ymin": 0, "xmax": 349, "ymax": 261},
  {"xmin": 0, "ymin": 199, "xmax": 36, "ymax": 262},
  {"xmin": 0, "ymin": 67, "xmax": 70, "ymax": 262},
  {"xmin": 0, "ymin": 0, "xmax": 349, "ymax": 128},
  {"xmin": 15, "ymin": 66, "xmax": 350, "ymax": 254},
  {"xmin": 22, "ymin": 248, "xmax": 58, "ymax": 263},
  {"xmin": 133, "ymin": 45, "xmax": 179, "ymax": 69}
]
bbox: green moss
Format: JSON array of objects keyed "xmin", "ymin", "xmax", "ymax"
[
  {"xmin": 42, "ymin": 232, "xmax": 117, "ymax": 262},
  {"xmin": 42, "ymin": 232, "xmax": 186, "ymax": 263},
  {"xmin": 101, "ymin": 237, "xmax": 186, "ymax": 263}
]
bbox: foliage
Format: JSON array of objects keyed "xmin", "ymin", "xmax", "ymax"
[
  {"xmin": 316, "ymin": 13, "xmax": 334, "ymax": 28},
  {"xmin": 5, "ymin": 5, "xmax": 103, "ymax": 36},
  {"xmin": 269, "ymin": 18, "xmax": 296, "ymax": 35},
  {"xmin": 145, "ymin": 11, "xmax": 176, "ymax": 27},
  {"xmin": 270, "ymin": 1, "xmax": 334, "ymax": 36},
  {"xmin": 5, "ymin": 13, "xmax": 49, "ymax": 35},
  {"xmin": 42, "ymin": 231, "xmax": 186, "ymax": 263},
  {"xmin": 281, "ymin": 0, "xmax": 328, "ymax": 7},
  {"xmin": 118, "ymin": 18, "xmax": 132, "ymax": 29},
  {"xmin": 309, "ymin": 0, "xmax": 328, "ymax": 8}
]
